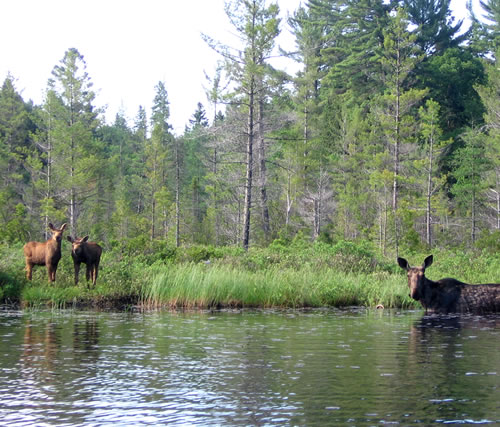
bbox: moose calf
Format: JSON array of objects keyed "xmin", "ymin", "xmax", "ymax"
[
  {"xmin": 67, "ymin": 236, "xmax": 102, "ymax": 288},
  {"xmin": 398, "ymin": 255, "xmax": 500, "ymax": 314},
  {"xmin": 24, "ymin": 223, "xmax": 67, "ymax": 282}
]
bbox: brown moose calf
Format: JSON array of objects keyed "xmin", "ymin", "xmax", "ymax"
[
  {"xmin": 23, "ymin": 223, "xmax": 67, "ymax": 282},
  {"xmin": 67, "ymin": 236, "xmax": 102, "ymax": 288},
  {"xmin": 398, "ymin": 255, "xmax": 500, "ymax": 314}
]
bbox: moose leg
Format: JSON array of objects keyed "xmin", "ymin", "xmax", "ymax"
[
  {"xmin": 86, "ymin": 264, "xmax": 91, "ymax": 285},
  {"xmin": 47, "ymin": 264, "xmax": 55, "ymax": 282},
  {"xmin": 25, "ymin": 261, "xmax": 33, "ymax": 280},
  {"xmin": 93, "ymin": 263, "xmax": 99, "ymax": 286},
  {"xmin": 74, "ymin": 262, "xmax": 81, "ymax": 286}
]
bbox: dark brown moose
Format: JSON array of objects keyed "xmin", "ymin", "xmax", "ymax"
[
  {"xmin": 67, "ymin": 236, "xmax": 102, "ymax": 288},
  {"xmin": 23, "ymin": 223, "xmax": 67, "ymax": 282},
  {"xmin": 398, "ymin": 255, "xmax": 500, "ymax": 314}
]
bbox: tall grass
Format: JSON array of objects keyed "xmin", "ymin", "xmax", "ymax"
[{"xmin": 142, "ymin": 263, "xmax": 417, "ymax": 309}]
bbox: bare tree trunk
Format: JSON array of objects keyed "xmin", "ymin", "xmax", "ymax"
[
  {"xmin": 496, "ymin": 171, "xmax": 500, "ymax": 230},
  {"xmin": 213, "ymin": 142, "xmax": 220, "ymax": 245},
  {"xmin": 151, "ymin": 152, "xmax": 157, "ymax": 241},
  {"xmin": 313, "ymin": 167, "xmax": 324, "ymax": 239},
  {"xmin": 242, "ymin": 78, "xmax": 255, "ymax": 250},
  {"xmin": 471, "ymin": 191, "xmax": 476, "ymax": 244},
  {"xmin": 392, "ymin": 41, "xmax": 402, "ymax": 257},
  {"xmin": 426, "ymin": 131, "xmax": 434, "ymax": 247},
  {"xmin": 175, "ymin": 138, "xmax": 180, "ymax": 248},
  {"xmin": 70, "ymin": 131, "xmax": 76, "ymax": 237},
  {"xmin": 257, "ymin": 97, "xmax": 270, "ymax": 239},
  {"xmin": 286, "ymin": 169, "xmax": 293, "ymax": 226},
  {"xmin": 44, "ymin": 121, "xmax": 53, "ymax": 240}
]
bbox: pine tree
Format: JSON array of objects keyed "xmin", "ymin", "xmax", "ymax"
[
  {"xmin": 46, "ymin": 48, "xmax": 100, "ymax": 237},
  {"xmin": 375, "ymin": 8, "xmax": 427, "ymax": 254},
  {"xmin": 203, "ymin": 0, "xmax": 280, "ymax": 249},
  {"xmin": 403, "ymin": 0, "xmax": 468, "ymax": 54},
  {"xmin": 147, "ymin": 81, "xmax": 172, "ymax": 241}
]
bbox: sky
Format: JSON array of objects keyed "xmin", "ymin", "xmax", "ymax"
[{"xmin": 0, "ymin": 0, "xmax": 479, "ymax": 135}]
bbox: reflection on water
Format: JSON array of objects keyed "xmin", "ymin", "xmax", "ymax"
[{"xmin": 0, "ymin": 309, "xmax": 499, "ymax": 425}]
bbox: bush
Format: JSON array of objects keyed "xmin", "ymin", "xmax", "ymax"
[{"xmin": 475, "ymin": 230, "xmax": 500, "ymax": 254}]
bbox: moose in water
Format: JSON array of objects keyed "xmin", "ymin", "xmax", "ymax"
[
  {"xmin": 67, "ymin": 236, "xmax": 102, "ymax": 288},
  {"xmin": 23, "ymin": 223, "xmax": 67, "ymax": 282},
  {"xmin": 398, "ymin": 255, "xmax": 500, "ymax": 314}
]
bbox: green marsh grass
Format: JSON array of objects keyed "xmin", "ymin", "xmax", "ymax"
[{"xmin": 142, "ymin": 263, "xmax": 417, "ymax": 309}]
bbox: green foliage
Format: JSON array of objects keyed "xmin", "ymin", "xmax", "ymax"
[{"xmin": 475, "ymin": 229, "xmax": 500, "ymax": 253}]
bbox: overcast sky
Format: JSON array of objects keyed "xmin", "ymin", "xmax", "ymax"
[{"xmin": 1, "ymin": 0, "xmax": 477, "ymax": 134}]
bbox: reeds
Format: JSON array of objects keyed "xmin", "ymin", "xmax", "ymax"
[{"xmin": 141, "ymin": 263, "xmax": 416, "ymax": 309}]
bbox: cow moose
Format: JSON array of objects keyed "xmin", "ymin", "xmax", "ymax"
[
  {"xmin": 67, "ymin": 236, "xmax": 102, "ymax": 288},
  {"xmin": 23, "ymin": 223, "xmax": 67, "ymax": 282},
  {"xmin": 398, "ymin": 255, "xmax": 500, "ymax": 314}
]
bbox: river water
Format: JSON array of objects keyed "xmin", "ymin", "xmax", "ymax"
[{"xmin": 0, "ymin": 308, "xmax": 499, "ymax": 426}]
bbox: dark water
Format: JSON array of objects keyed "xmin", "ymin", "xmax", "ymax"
[{"xmin": 0, "ymin": 308, "xmax": 499, "ymax": 426}]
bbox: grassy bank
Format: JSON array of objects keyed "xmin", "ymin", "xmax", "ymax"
[
  {"xmin": 1, "ymin": 239, "xmax": 499, "ymax": 310},
  {"xmin": 142, "ymin": 263, "xmax": 413, "ymax": 309}
]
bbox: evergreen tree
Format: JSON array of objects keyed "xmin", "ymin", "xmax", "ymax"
[
  {"xmin": 403, "ymin": 0, "xmax": 468, "ymax": 54},
  {"xmin": 376, "ymin": 8, "xmax": 427, "ymax": 254},
  {"xmin": 29, "ymin": 86, "xmax": 67, "ymax": 238},
  {"xmin": 47, "ymin": 48, "xmax": 101, "ymax": 237},
  {"xmin": 477, "ymin": 48, "xmax": 500, "ymax": 229},
  {"xmin": 204, "ymin": 0, "xmax": 281, "ymax": 249},
  {"xmin": 0, "ymin": 74, "xmax": 33, "ymax": 240},
  {"xmin": 184, "ymin": 103, "xmax": 210, "ymax": 242},
  {"xmin": 452, "ymin": 128, "xmax": 492, "ymax": 245},
  {"xmin": 147, "ymin": 81, "xmax": 172, "ymax": 241},
  {"xmin": 416, "ymin": 99, "xmax": 450, "ymax": 247}
]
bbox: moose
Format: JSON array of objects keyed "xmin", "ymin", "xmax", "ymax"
[
  {"xmin": 67, "ymin": 236, "xmax": 102, "ymax": 288},
  {"xmin": 23, "ymin": 223, "xmax": 67, "ymax": 282},
  {"xmin": 398, "ymin": 255, "xmax": 500, "ymax": 314}
]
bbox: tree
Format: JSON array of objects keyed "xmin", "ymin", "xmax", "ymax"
[
  {"xmin": 316, "ymin": 0, "xmax": 393, "ymax": 100},
  {"xmin": 288, "ymin": 4, "xmax": 328, "ymax": 238},
  {"xmin": 0, "ymin": 74, "xmax": 33, "ymax": 240},
  {"xmin": 476, "ymin": 48, "xmax": 500, "ymax": 229},
  {"xmin": 403, "ymin": 0, "xmax": 468, "ymax": 54},
  {"xmin": 452, "ymin": 128, "xmax": 492, "ymax": 245},
  {"xmin": 376, "ymin": 8, "xmax": 427, "ymax": 254},
  {"xmin": 29, "ymin": 86, "xmax": 66, "ymax": 238},
  {"xmin": 47, "ymin": 48, "xmax": 100, "ymax": 237},
  {"xmin": 147, "ymin": 81, "xmax": 172, "ymax": 241},
  {"xmin": 204, "ymin": 0, "xmax": 281, "ymax": 249},
  {"xmin": 417, "ymin": 99, "xmax": 450, "ymax": 247},
  {"xmin": 204, "ymin": 64, "xmax": 227, "ymax": 244}
]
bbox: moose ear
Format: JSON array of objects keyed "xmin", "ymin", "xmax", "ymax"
[
  {"xmin": 48, "ymin": 223, "xmax": 55, "ymax": 230},
  {"xmin": 67, "ymin": 236, "xmax": 74, "ymax": 243},
  {"xmin": 60, "ymin": 223, "xmax": 67, "ymax": 231},
  {"xmin": 397, "ymin": 257, "xmax": 409, "ymax": 271},
  {"xmin": 423, "ymin": 255, "xmax": 433, "ymax": 269},
  {"xmin": 82, "ymin": 236, "xmax": 89, "ymax": 242}
]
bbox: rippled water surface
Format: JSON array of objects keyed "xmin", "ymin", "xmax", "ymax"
[{"xmin": 0, "ymin": 308, "xmax": 499, "ymax": 425}]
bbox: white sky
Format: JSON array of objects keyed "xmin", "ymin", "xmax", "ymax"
[{"xmin": 0, "ymin": 0, "xmax": 477, "ymax": 134}]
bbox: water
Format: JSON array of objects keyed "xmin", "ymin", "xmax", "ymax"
[{"xmin": 0, "ymin": 308, "xmax": 499, "ymax": 426}]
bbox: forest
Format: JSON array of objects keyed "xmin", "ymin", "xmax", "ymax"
[{"xmin": 2, "ymin": 0, "xmax": 500, "ymax": 304}]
